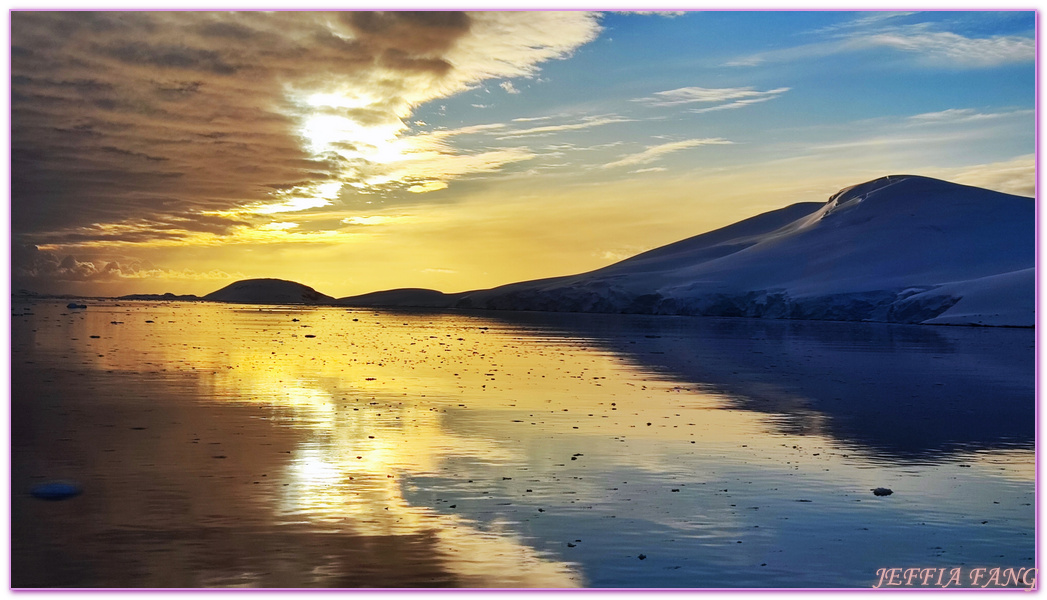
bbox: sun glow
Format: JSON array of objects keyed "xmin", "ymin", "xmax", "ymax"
[
  {"xmin": 304, "ymin": 91, "xmax": 378, "ymax": 110},
  {"xmin": 252, "ymin": 196, "xmax": 331, "ymax": 215},
  {"xmin": 298, "ymin": 113, "xmax": 404, "ymax": 158},
  {"xmin": 260, "ymin": 222, "xmax": 299, "ymax": 231}
]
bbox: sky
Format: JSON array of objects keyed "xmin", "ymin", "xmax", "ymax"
[{"xmin": 8, "ymin": 9, "xmax": 1037, "ymax": 298}]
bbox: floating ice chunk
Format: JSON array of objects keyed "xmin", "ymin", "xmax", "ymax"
[{"xmin": 31, "ymin": 481, "xmax": 82, "ymax": 500}]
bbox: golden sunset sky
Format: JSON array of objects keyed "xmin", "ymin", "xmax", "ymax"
[{"xmin": 10, "ymin": 9, "xmax": 1035, "ymax": 297}]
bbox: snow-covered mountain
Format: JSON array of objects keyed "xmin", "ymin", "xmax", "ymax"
[
  {"xmin": 341, "ymin": 175, "xmax": 1034, "ymax": 326},
  {"xmin": 204, "ymin": 278, "xmax": 334, "ymax": 305}
]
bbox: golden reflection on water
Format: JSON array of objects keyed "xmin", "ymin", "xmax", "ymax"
[
  {"xmin": 18, "ymin": 300, "xmax": 1035, "ymax": 587},
  {"xmin": 39, "ymin": 300, "xmax": 1038, "ymax": 483}
]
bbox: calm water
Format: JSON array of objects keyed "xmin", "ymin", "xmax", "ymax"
[{"xmin": 11, "ymin": 301, "xmax": 1035, "ymax": 588}]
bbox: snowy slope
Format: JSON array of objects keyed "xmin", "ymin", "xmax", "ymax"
[
  {"xmin": 204, "ymin": 278, "xmax": 334, "ymax": 305},
  {"xmin": 913, "ymin": 268, "xmax": 1034, "ymax": 327},
  {"xmin": 452, "ymin": 175, "xmax": 1033, "ymax": 325}
]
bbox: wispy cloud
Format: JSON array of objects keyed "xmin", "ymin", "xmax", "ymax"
[
  {"xmin": 500, "ymin": 81, "xmax": 520, "ymax": 94},
  {"xmin": 429, "ymin": 123, "xmax": 509, "ymax": 137},
  {"xmin": 611, "ymin": 11, "xmax": 687, "ymax": 18},
  {"xmin": 689, "ymin": 95, "xmax": 788, "ymax": 114},
  {"xmin": 907, "ymin": 108, "xmax": 1033, "ymax": 124},
  {"xmin": 727, "ymin": 25, "xmax": 1033, "ymax": 68},
  {"xmin": 853, "ymin": 29, "xmax": 1035, "ymax": 67},
  {"xmin": 937, "ymin": 154, "xmax": 1035, "ymax": 197},
  {"xmin": 497, "ymin": 115, "xmax": 635, "ymax": 138},
  {"xmin": 603, "ymin": 138, "xmax": 732, "ymax": 169},
  {"xmin": 804, "ymin": 11, "xmax": 917, "ymax": 35},
  {"xmin": 512, "ymin": 115, "xmax": 560, "ymax": 123},
  {"xmin": 634, "ymin": 86, "xmax": 790, "ymax": 108}
]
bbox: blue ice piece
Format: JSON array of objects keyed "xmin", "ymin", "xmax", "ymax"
[
  {"xmin": 31, "ymin": 482, "xmax": 82, "ymax": 500},
  {"xmin": 66, "ymin": 303, "xmax": 87, "ymax": 309}
]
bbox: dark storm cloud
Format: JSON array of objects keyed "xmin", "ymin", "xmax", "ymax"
[
  {"xmin": 10, "ymin": 10, "xmax": 602, "ymax": 278},
  {"xmin": 339, "ymin": 11, "xmax": 471, "ymax": 55},
  {"xmin": 100, "ymin": 41, "xmax": 240, "ymax": 74},
  {"xmin": 10, "ymin": 12, "xmax": 393, "ymax": 241}
]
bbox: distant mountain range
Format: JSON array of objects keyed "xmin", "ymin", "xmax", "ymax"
[{"xmin": 116, "ymin": 175, "xmax": 1033, "ymax": 327}]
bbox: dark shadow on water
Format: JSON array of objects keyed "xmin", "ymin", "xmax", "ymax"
[
  {"xmin": 477, "ymin": 311, "xmax": 1034, "ymax": 462},
  {"xmin": 12, "ymin": 523, "xmax": 460, "ymax": 588}
]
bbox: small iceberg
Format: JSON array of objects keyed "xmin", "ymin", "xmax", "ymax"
[
  {"xmin": 66, "ymin": 303, "xmax": 87, "ymax": 309},
  {"xmin": 31, "ymin": 481, "xmax": 82, "ymax": 500}
]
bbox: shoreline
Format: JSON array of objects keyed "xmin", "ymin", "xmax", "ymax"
[{"xmin": 12, "ymin": 295, "xmax": 1034, "ymax": 329}]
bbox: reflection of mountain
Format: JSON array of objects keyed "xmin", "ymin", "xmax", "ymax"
[
  {"xmin": 341, "ymin": 176, "xmax": 1033, "ymax": 326},
  {"xmin": 480, "ymin": 311, "xmax": 1034, "ymax": 461}
]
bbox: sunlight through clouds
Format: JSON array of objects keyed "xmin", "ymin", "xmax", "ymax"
[
  {"xmin": 276, "ymin": 11, "xmax": 602, "ymax": 197},
  {"xmin": 9, "ymin": 10, "xmax": 1034, "ymax": 297}
]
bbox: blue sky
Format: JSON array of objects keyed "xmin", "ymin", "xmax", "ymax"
[
  {"xmin": 419, "ymin": 11, "xmax": 1033, "ymax": 191},
  {"xmin": 9, "ymin": 10, "xmax": 1037, "ymax": 296}
]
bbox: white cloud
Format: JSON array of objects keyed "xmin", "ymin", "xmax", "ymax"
[
  {"xmin": 727, "ymin": 25, "xmax": 1033, "ymax": 69},
  {"xmin": 260, "ymin": 222, "xmax": 299, "ymax": 231},
  {"xmin": 512, "ymin": 115, "xmax": 558, "ymax": 122},
  {"xmin": 611, "ymin": 11, "xmax": 687, "ymax": 18},
  {"xmin": 635, "ymin": 86, "xmax": 790, "ymax": 108},
  {"xmin": 907, "ymin": 108, "xmax": 1033, "ymax": 124},
  {"xmin": 852, "ymin": 30, "xmax": 1034, "ymax": 68},
  {"xmin": 342, "ymin": 216, "xmax": 398, "ymax": 226},
  {"xmin": 933, "ymin": 154, "xmax": 1035, "ymax": 197},
  {"xmin": 429, "ymin": 123, "xmax": 508, "ymax": 137},
  {"xmin": 500, "ymin": 81, "xmax": 521, "ymax": 94},
  {"xmin": 603, "ymin": 138, "xmax": 732, "ymax": 169},
  {"xmin": 804, "ymin": 11, "xmax": 917, "ymax": 35},
  {"xmin": 689, "ymin": 95, "xmax": 786, "ymax": 114},
  {"xmin": 497, "ymin": 116, "xmax": 635, "ymax": 138}
]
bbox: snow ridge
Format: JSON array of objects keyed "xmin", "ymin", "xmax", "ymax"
[{"xmin": 445, "ymin": 175, "xmax": 1033, "ymax": 326}]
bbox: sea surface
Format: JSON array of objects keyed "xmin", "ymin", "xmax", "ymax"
[{"xmin": 10, "ymin": 300, "xmax": 1035, "ymax": 588}]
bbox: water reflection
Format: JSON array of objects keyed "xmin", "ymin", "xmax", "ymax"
[
  {"xmin": 485, "ymin": 311, "xmax": 1034, "ymax": 461},
  {"xmin": 11, "ymin": 301, "xmax": 1034, "ymax": 588}
]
